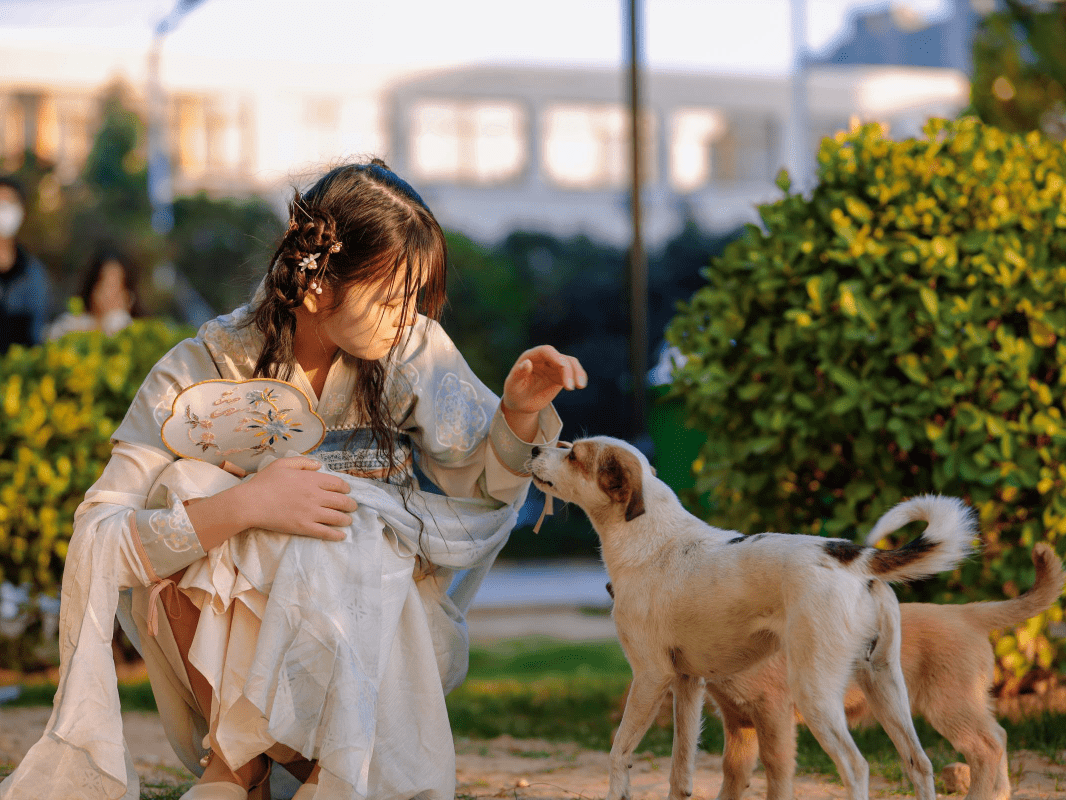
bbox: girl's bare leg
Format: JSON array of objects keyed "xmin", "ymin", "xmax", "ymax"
[{"xmin": 163, "ymin": 575, "xmax": 267, "ymax": 789}]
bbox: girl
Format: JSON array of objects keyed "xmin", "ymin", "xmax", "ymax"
[
  {"xmin": 47, "ymin": 248, "xmax": 142, "ymax": 340},
  {"xmin": 1, "ymin": 160, "xmax": 585, "ymax": 800}
]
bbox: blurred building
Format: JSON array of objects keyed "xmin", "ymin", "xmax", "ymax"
[
  {"xmin": 0, "ymin": 35, "xmax": 968, "ymax": 246},
  {"xmin": 387, "ymin": 64, "xmax": 968, "ymax": 245}
]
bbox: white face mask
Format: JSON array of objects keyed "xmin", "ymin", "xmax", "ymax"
[{"xmin": 0, "ymin": 201, "xmax": 24, "ymax": 238}]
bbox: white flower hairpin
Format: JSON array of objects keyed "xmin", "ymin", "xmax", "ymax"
[{"xmin": 298, "ymin": 241, "xmax": 343, "ymax": 294}]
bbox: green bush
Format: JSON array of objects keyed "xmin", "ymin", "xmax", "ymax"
[
  {"xmin": 0, "ymin": 320, "xmax": 193, "ymax": 593},
  {"xmin": 666, "ymin": 117, "xmax": 1066, "ymax": 689}
]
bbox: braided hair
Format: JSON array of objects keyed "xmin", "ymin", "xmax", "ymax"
[{"xmin": 246, "ymin": 159, "xmax": 448, "ymax": 485}]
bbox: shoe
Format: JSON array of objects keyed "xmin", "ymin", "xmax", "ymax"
[
  {"xmin": 179, "ymin": 752, "xmax": 270, "ymax": 800},
  {"xmin": 292, "ymin": 784, "xmax": 319, "ymax": 800}
]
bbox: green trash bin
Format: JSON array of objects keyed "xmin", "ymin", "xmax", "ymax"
[{"xmin": 647, "ymin": 383, "xmax": 705, "ymax": 495}]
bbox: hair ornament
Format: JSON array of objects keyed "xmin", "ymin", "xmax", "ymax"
[{"xmin": 298, "ymin": 240, "xmax": 342, "ymax": 295}]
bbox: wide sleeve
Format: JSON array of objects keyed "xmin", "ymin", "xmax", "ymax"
[
  {"xmin": 78, "ymin": 337, "xmax": 225, "ymax": 586},
  {"xmin": 395, "ymin": 318, "xmax": 562, "ymax": 506}
]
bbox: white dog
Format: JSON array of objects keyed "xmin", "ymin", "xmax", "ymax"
[{"xmin": 529, "ymin": 436, "xmax": 976, "ymax": 800}]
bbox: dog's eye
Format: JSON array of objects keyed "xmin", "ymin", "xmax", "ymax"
[{"xmin": 566, "ymin": 450, "xmax": 576, "ymax": 462}]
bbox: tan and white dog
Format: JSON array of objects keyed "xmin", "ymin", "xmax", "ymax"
[
  {"xmin": 529, "ymin": 436, "xmax": 976, "ymax": 800},
  {"xmin": 706, "ymin": 541, "xmax": 1064, "ymax": 800}
]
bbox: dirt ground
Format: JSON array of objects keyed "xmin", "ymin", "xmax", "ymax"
[
  {"xmin": 2, "ymin": 612, "xmax": 1065, "ymax": 798},
  {"xmin": 2, "ymin": 706, "xmax": 1066, "ymax": 799}
]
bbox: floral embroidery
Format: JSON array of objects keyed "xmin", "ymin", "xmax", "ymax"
[
  {"xmin": 153, "ymin": 382, "xmax": 181, "ymax": 427},
  {"xmin": 161, "ymin": 378, "xmax": 325, "ymax": 471},
  {"xmin": 202, "ymin": 314, "xmax": 255, "ymax": 362},
  {"xmin": 318, "ymin": 390, "xmax": 349, "ymax": 419},
  {"xmin": 235, "ymin": 407, "xmax": 305, "ymax": 447},
  {"xmin": 246, "ymin": 387, "xmax": 280, "ymax": 410},
  {"xmin": 148, "ymin": 493, "xmax": 199, "ymax": 552},
  {"xmin": 434, "ymin": 372, "xmax": 487, "ymax": 451}
]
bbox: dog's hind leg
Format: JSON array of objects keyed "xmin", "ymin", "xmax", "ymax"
[
  {"xmin": 922, "ymin": 694, "xmax": 1009, "ymax": 800},
  {"xmin": 853, "ymin": 582, "xmax": 936, "ymax": 800},
  {"xmin": 668, "ymin": 674, "xmax": 704, "ymax": 800},
  {"xmin": 608, "ymin": 672, "xmax": 672, "ymax": 800},
  {"xmin": 751, "ymin": 690, "xmax": 798, "ymax": 800},
  {"xmin": 792, "ymin": 686, "xmax": 869, "ymax": 800},
  {"xmin": 787, "ymin": 626, "xmax": 870, "ymax": 799},
  {"xmin": 705, "ymin": 688, "xmax": 759, "ymax": 800}
]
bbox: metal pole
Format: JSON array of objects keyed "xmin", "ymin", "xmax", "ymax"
[
  {"xmin": 147, "ymin": 33, "xmax": 174, "ymax": 234},
  {"xmin": 787, "ymin": 0, "xmax": 810, "ymax": 191},
  {"xmin": 147, "ymin": 0, "xmax": 209, "ymax": 235},
  {"xmin": 626, "ymin": 0, "xmax": 649, "ymax": 446}
]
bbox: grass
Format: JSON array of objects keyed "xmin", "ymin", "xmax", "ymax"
[
  {"xmin": 450, "ymin": 638, "xmax": 1066, "ymax": 771},
  {"xmin": 3, "ymin": 637, "xmax": 1066, "ymax": 798}
]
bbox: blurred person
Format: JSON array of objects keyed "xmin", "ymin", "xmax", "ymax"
[
  {"xmin": 0, "ymin": 175, "xmax": 53, "ymax": 354},
  {"xmin": 0, "ymin": 158, "xmax": 587, "ymax": 800},
  {"xmin": 47, "ymin": 249, "xmax": 142, "ymax": 340}
]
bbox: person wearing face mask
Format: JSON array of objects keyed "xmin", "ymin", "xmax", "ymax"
[
  {"xmin": 46, "ymin": 248, "xmax": 142, "ymax": 340},
  {"xmin": 0, "ymin": 176, "xmax": 54, "ymax": 354}
]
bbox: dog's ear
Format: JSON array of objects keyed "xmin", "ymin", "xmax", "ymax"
[{"xmin": 597, "ymin": 448, "xmax": 646, "ymax": 521}]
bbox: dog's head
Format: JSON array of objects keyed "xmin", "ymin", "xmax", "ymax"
[{"xmin": 530, "ymin": 436, "xmax": 649, "ymax": 524}]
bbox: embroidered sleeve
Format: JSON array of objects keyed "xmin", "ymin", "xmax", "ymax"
[
  {"xmin": 132, "ymin": 487, "xmax": 207, "ymax": 579},
  {"xmin": 488, "ymin": 405, "xmax": 562, "ymax": 476},
  {"xmin": 396, "ymin": 317, "xmax": 563, "ymax": 505}
]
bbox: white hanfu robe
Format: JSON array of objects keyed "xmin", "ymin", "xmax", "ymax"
[{"xmin": 0, "ymin": 308, "xmax": 560, "ymax": 800}]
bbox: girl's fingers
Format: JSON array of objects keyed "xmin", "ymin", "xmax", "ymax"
[
  {"xmin": 320, "ymin": 491, "xmax": 360, "ymax": 512},
  {"xmin": 316, "ymin": 509, "xmax": 354, "ymax": 529},
  {"xmin": 305, "ymin": 522, "xmax": 347, "ymax": 541},
  {"xmin": 276, "ymin": 456, "xmax": 321, "ymax": 471},
  {"xmin": 316, "ymin": 475, "xmax": 353, "ymax": 494}
]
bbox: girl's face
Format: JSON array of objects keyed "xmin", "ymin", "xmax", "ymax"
[
  {"xmin": 90, "ymin": 261, "xmax": 132, "ymax": 316},
  {"xmin": 315, "ymin": 263, "xmax": 425, "ymax": 361}
]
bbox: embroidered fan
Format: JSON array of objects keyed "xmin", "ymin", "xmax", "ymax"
[{"xmin": 160, "ymin": 378, "xmax": 326, "ymax": 472}]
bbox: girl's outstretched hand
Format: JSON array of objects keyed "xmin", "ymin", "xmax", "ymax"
[{"xmin": 502, "ymin": 345, "xmax": 587, "ymax": 441}]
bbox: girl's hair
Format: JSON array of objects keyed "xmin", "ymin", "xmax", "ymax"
[
  {"xmin": 247, "ymin": 158, "xmax": 448, "ymax": 484},
  {"xmin": 79, "ymin": 248, "xmax": 144, "ymax": 317}
]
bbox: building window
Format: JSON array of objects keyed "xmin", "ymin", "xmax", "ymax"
[
  {"xmin": 410, "ymin": 100, "xmax": 525, "ymax": 185},
  {"xmin": 669, "ymin": 107, "xmax": 726, "ymax": 192},
  {"xmin": 542, "ymin": 104, "xmax": 656, "ymax": 190}
]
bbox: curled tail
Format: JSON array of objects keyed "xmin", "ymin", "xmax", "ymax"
[
  {"xmin": 960, "ymin": 543, "xmax": 1065, "ymax": 631},
  {"xmin": 862, "ymin": 495, "xmax": 977, "ymax": 583}
]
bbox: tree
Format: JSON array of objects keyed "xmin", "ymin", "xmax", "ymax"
[{"xmin": 971, "ymin": 0, "xmax": 1066, "ymax": 139}]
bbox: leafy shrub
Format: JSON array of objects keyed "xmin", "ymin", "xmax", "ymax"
[
  {"xmin": 0, "ymin": 320, "xmax": 192, "ymax": 593},
  {"xmin": 666, "ymin": 117, "xmax": 1066, "ymax": 689}
]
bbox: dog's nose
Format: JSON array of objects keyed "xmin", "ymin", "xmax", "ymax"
[{"xmin": 531, "ymin": 446, "xmax": 542, "ymax": 457}]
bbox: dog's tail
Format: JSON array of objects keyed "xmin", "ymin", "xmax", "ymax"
[
  {"xmin": 949, "ymin": 543, "xmax": 1063, "ymax": 632},
  {"xmin": 861, "ymin": 495, "xmax": 977, "ymax": 583}
]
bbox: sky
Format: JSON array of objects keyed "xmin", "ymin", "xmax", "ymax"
[{"xmin": 0, "ymin": 0, "xmax": 956, "ymax": 77}]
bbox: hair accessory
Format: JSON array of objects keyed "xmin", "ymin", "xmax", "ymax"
[{"xmin": 297, "ymin": 240, "xmax": 342, "ymax": 295}]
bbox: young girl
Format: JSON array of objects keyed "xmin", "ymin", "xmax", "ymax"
[
  {"xmin": 0, "ymin": 160, "xmax": 586, "ymax": 800},
  {"xmin": 47, "ymin": 248, "xmax": 142, "ymax": 340}
]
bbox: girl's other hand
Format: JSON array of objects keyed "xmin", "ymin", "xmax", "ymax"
[
  {"xmin": 233, "ymin": 457, "xmax": 358, "ymax": 541},
  {"xmin": 502, "ymin": 345, "xmax": 587, "ymax": 441}
]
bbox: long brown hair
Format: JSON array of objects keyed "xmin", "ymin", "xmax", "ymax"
[{"xmin": 246, "ymin": 159, "xmax": 447, "ymax": 483}]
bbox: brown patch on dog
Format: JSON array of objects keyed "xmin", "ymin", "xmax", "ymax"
[
  {"xmin": 824, "ymin": 539, "xmax": 864, "ymax": 566},
  {"xmin": 567, "ymin": 441, "xmax": 592, "ymax": 477},
  {"xmin": 597, "ymin": 447, "xmax": 646, "ymax": 521},
  {"xmin": 868, "ymin": 536, "xmax": 937, "ymax": 575}
]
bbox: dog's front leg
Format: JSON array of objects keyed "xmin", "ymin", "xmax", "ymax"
[
  {"xmin": 668, "ymin": 674, "xmax": 704, "ymax": 800},
  {"xmin": 608, "ymin": 672, "xmax": 671, "ymax": 800}
]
